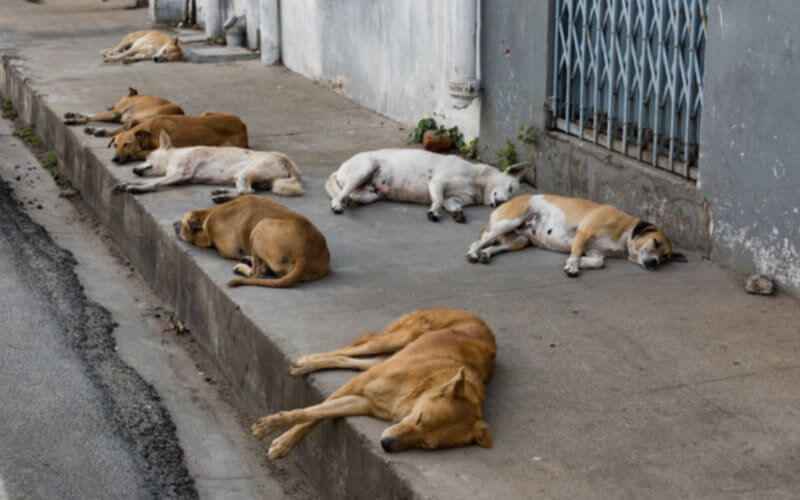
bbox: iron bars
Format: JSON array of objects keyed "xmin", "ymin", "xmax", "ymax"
[{"xmin": 551, "ymin": 0, "xmax": 708, "ymax": 180}]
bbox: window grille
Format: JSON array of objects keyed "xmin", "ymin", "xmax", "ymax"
[{"xmin": 551, "ymin": 0, "xmax": 708, "ymax": 180}]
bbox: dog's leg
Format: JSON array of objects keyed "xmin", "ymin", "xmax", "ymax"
[
  {"xmin": 266, "ymin": 422, "xmax": 317, "ymax": 460},
  {"xmin": 347, "ymin": 188, "xmax": 382, "ymax": 205},
  {"xmin": 466, "ymin": 217, "xmax": 526, "ymax": 263},
  {"xmin": 294, "ymin": 326, "xmax": 423, "ymax": 366},
  {"xmin": 330, "ymin": 161, "xmax": 379, "ymax": 214},
  {"xmin": 65, "ymin": 110, "xmax": 121, "ymax": 126},
  {"xmin": 113, "ymin": 173, "xmax": 187, "ymax": 194},
  {"xmin": 579, "ymin": 250, "xmax": 605, "ymax": 270},
  {"xmin": 478, "ymin": 234, "xmax": 531, "ymax": 261},
  {"xmin": 290, "ymin": 355, "xmax": 382, "ymax": 376},
  {"xmin": 427, "ymin": 180, "xmax": 446, "ymax": 222},
  {"xmin": 564, "ymin": 230, "xmax": 593, "ymax": 277},
  {"xmin": 85, "ymin": 124, "xmax": 125, "ymax": 137},
  {"xmin": 121, "ymin": 53, "xmax": 154, "ymax": 65},
  {"xmin": 252, "ymin": 393, "xmax": 372, "ymax": 443},
  {"xmin": 443, "ymin": 197, "xmax": 467, "ymax": 224}
]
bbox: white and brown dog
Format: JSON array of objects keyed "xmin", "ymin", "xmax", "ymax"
[
  {"xmin": 325, "ymin": 149, "xmax": 530, "ymax": 223},
  {"xmin": 467, "ymin": 194, "xmax": 687, "ymax": 276},
  {"xmin": 102, "ymin": 31, "xmax": 183, "ymax": 64},
  {"xmin": 113, "ymin": 131, "xmax": 303, "ymax": 202}
]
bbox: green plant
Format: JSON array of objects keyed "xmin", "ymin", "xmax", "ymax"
[
  {"xmin": 518, "ymin": 125, "xmax": 540, "ymax": 148},
  {"xmin": 42, "ymin": 151, "xmax": 58, "ymax": 172},
  {"xmin": 1, "ymin": 99, "xmax": 17, "ymax": 120},
  {"xmin": 496, "ymin": 140, "xmax": 519, "ymax": 170},
  {"xmin": 459, "ymin": 138, "xmax": 480, "ymax": 160},
  {"xmin": 408, "ymin": 117, "xmax": 439, "ymax": 144},
  {"xmin": 14, "ymin": 127, "xmax": 41, "ymax": 147}
]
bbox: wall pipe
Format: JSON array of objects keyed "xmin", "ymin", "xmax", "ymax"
[
  {"xmin": 449, "ymin": 0, "xmax": 481, "ymax": 109},
  {"xmin": 205, "ymin": 0, "xmax": 224, "ymax": 39},
  {"xmin": 260, "ymin": 0, "xmax": 281, "ymax": 65}
]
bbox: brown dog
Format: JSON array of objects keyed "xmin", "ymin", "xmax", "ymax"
[
  {"xmin": 102, "ymin": 31, "xmax": 183, "ymax": 64},
  {"xmin": 252, "ymin": 308, "xmax": 496, "ymax": 459},
  {"xmin": 175, "ymin": 195, "xmax": 329, "ymax": 288},
  {"xmin": 110, "ymin": 112, "xmax": 249, "ymax": 164},
  {"xmin": 63, "ymin": 87, "xmax": 184, "ymax": 139}
]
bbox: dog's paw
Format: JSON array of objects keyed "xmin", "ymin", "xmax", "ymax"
[
  {"xmin": 427, "ymin": 211, "xmax": 441, "ymax": 223},
  {"xmin": 112, "ymin": 183, "xmax": 129, "ymax": 194},
  {"xmin": 289, "ymin": 363, "xmax": 313, "ymax": 377},
  {"xmin": 268, "ymin": 436, "xmax": 293, "ymax": 460},
  {"xmin": 563, "ymin": 258, "xmax": 581, "ymax": 278},
  {"xmin": 451, "ymin": 211, "xmax": 467, "ymax": 224},
  {"xmin": 211, "ymin": 194, "xmax": 235, "ymax": 205},
  {"xmin": 64, "ymin": 113, "xmax": 86, "ymax": 125},
  {"xmin": 251, "ymin": 413, "xmax": 291, "ymax": 439},
  {"xmin": 232, "ymin": 263, "xmax": 252, "ymax": 277},
  {"xmin": 466, "ymin": 252, "xmax": 480, "ymax": 264},
  {"xmin": 331, "ymin": 205, "xmax": 344, "ymax": 215},
  {"xmin": 478, "ymin": 252, "xmax": 492, "ymax": 265},
  {"xmin": 210, "ymin": 189, "xmax": 231, "ymax": 196},
  {"xmin": 92, "ymin": 129, "xmax": 110, "ymax": 138}
]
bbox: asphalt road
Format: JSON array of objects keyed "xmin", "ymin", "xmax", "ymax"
[{"xmin": 0, "ymin": 178, "xmax": 196, "ymax": 500}]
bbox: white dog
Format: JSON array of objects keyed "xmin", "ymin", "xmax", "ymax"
[
  {"xmin": 325, "ymin": 149, "xmax": 530, "ymax": 222},
  {"xmin": 113, "ymin": 131, "xmax": 304, "ymax": 203}
]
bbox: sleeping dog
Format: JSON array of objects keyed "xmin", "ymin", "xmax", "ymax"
[
  {"xmin": 253, "ymin": 308, "xmax": 496, "ymax": 458},
  {"xmin": 467, "ymin": 194, "xmax": 687, "ymax": 276},
  {"xmin": 325, "ymin": 149, "xmax": 530, "ymax": 223},
  {"xmin": 113, "ymin": 131, "xmax": 303, "ymax": 202},
  {"xmin": 63, "ymin": 87, "xmax": 184, "ymax": 139},
  {"xmin": 102, "ymin": 31, "xmax": 183, "ymax": 64}
]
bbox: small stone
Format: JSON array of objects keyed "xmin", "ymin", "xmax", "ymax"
[
  {"xmin": 58, "ymin": 188, "xmax": 78, "ymax": 199},
  {"xmin": 745, "ymin": 274, "xmax": 776, "ymax": 296}
]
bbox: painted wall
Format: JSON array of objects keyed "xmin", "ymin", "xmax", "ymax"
[
  {"xmin": 279, "ymin": 0, "xmax": 480, "ymax": 138},
  {"xmin": 700, "ymin": 0, "xmax": 800, "ymax": 292}
]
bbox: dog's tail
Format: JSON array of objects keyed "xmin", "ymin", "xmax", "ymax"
[
  {"xmin": 272, "ymin": 155, "xmax": 305, "ymax": 196},
  {"xmin": 227, "ymin": 257, "xmax": 307, "ymax": 288}
]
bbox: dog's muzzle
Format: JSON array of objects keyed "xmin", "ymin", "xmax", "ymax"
[
  {"xmin": 173, "ymin": 221, "xmax": 181, "ymax": 236},
  {"xmin": 153, "ymin": 56, "xmax": 164, "ymax": 63},
  {"xmin": 643, "ymin": 258, "xmax": 659, "ymax": 271}
]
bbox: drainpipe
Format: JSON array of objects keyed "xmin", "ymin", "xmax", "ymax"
[
  {"xmin": 205, "ymin": 0, "xmax": 224, "ymax": 40},
  {"xmin": 260, "ymin": 0, "xmax": 281, "ymax": 64},
  {"xmin": 246, "ymin": 0, "xmax": 260, "ymax": 50},
  {"xmin": 448, "ymin": 0, "xmax": 481, "ymax": 109}
]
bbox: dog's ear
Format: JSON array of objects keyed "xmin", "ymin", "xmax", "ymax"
[
  {"xmin": 670, "ymin": 252, "xmax": 688, "ymax": 263},
  {"xmin": 632, "ymin": 220, "xmax": 657, "ymax": 238},
  {"xmin": 188, "ymin": 218, "xmax": 203, "ymax": 233},
  {"xmin": 505, "ymin": 162, "xmax": 531, "ymax": 178},
  {"xmin": 473, "ymin": 420, "xmax": 493, "ymax": 448},
  {"xmin": 173, "ymin": 36, "xmax": 180, "ymax": 46},
  {"xmin": 134, "ymin": 129, "xmax": 152, "ymax": 148},
  {"xmin": 158, "ymin": 130, "xmax": 173, "ymax": 150},
  {"xmin": 441, "ymin": 367, "xmax": 468, "ymax": 399},
  {"xmin": 128, "ymin": 87, "xmax": 138, "ymax": 97}
]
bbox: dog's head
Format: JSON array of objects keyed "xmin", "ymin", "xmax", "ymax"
[
  {"xmin": 379, "ymin": 368, "xmax": 492, "ymax": 453},
  {"xmin": 153, "ymin": 37, "xmax": 183, "ymax": 63},
  {"xmin": 134, "ymin": 130, "xmax": 174, "ymax": 177},
  {"xmin": 110, "ymin": 128, "xmax": 154, "ymax": 164},
  {"xmin": 108, "ymin": 87, "xmax": 140, "ymax": 111},
  {"xmin": 485, "ymin": 162, "xmax": 530, "ymax": 208},
  {"xmin": 174, "ymin": 208, "xmax": 211, "ymax": 247},
  {"xmin": 627, "ymin": 220, "xmax": 688, "ymax": 271}
]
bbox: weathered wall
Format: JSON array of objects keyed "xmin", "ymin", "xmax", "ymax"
[
  {"xmin": 700, "ymin": 0, "xmax": 800, "ymax": 293},
  {"xmin": 279, "ymin": 0, "xmax": 480, "ymax": 137},
  {"xmin": 479, "ymin": 0, "xmax": 551, "ymax": 154}
]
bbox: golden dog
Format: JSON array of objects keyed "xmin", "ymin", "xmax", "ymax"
[
  {"xmin": 175, "ymin": 195, "xmax": 329, "ymax": 288},
  {"xmin": 102, "ymin": 31, "xmax": 183, "ymax": 64},
  {"xmin": 467, "ymin": 193, "xmax": 687, "ymax": 276},
  {"xmin": 110, "ymin": 112, "xmax": 248, "ymax": 164},
  {"xmin": 63, "ymin": 87, "xmax": 184, "ymax": 138},
  {"xmin": 252, "ymin": 308, "xmax": 496, "ymax": 459}
]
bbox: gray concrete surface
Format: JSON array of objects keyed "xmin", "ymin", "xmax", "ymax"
[
  {"xmin": 701, "ymin": 0, "xmax": 800, "ymax": 294},
  {"xmin": 0, "ymin": 123, "xmax": 313, "ymax": 500},
  {"xmin": 3, "ymin": 2, "xmax": 800, "ymax": 499},
  {"xmin": 184, "ymin": 45, "xmax": 259, "ymax": 63}
]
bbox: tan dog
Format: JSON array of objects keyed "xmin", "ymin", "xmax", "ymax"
[
  {"xmin": 102, "ymin": 31, "xmax": 183, "ymax": 64},
  {"xmin": 63, "ymin": 87, "xmax": 184, "ymax": 138},
  {"xmin": 110, "ymin": 113, "xmax": 248, "ymax": 164},
  {"xmin": 252, "ymin": 308, "xmax": 496, "ymax": 459},
  {"xmin": 175, "ymin": 195, "xmax": 329, "ymax": 288},
  {"xmin": 467, "ymin": 194, "xmax": 687, "ymax": 276}
]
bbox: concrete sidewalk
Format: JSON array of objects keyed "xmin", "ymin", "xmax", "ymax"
[{"xmin": 3, "ymin": 2, "xmax": 800, "ymax": 499}]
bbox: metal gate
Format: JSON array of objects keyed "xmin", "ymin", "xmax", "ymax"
[{"xmin": 551, "ymin": 0, "xmax": 708, "ymax": 180}]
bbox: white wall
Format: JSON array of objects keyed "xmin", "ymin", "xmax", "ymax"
[{"xmin": 280, "ymin": 0, "xmax": 480, "ymax": 138}]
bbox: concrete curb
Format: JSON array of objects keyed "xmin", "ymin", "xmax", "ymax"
[{"xmin": 1, "ymin": 56, "xmax": 420, "ymax": 500}]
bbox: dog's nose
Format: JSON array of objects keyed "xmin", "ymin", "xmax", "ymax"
[
  {"xmin": 380, "ymin": 437, "xmax": 400, "ymax": 453},
  {"xmin": 153, "ymin": 57, "xmax": 162, "ymax": 63},
  {"xmin": 173, "ymin": 221, "xmax": 181, "ymax": 236},
  {"xmin": 644, "ymin": 258, "xmax": 659, "ymax": 271},
  {"xmin": 112, "ymin": 155, "xmax": 120, "ymax": 164}
]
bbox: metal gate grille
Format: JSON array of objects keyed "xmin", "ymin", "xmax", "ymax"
[{"xmin": 551, "ymin": 0, "xmax": 708, "ymax": 180}]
